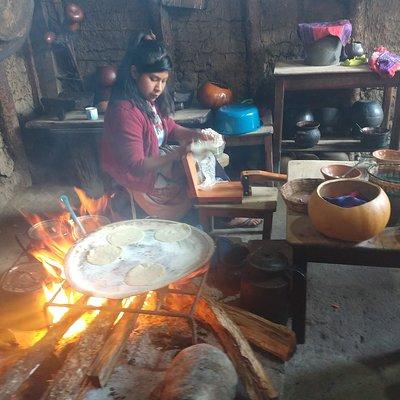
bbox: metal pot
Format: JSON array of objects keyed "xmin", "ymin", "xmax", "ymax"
[
  {"xmin": 214, "ymin": 103, "xmax": 261, "ymax": 135},
  {"xmin": 304, "ymin": 35, "xmax": 342, "ymax": 66},
  {"xmin": 240, "ymin": 248, "xmax": 291, "ymax": 324},
  {"xmin": 345, "ymin": 41, "xmax": 365, "ymax": 58},
  {"xmin": 0, "ymin": 263, "xmax": 51, "ymax": 331}
]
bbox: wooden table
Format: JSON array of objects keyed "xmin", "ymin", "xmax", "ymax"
[
  {"xmin": 25, "ymin": 107, "xmax": 212, "ymax": 133},
  {"xmin": 273, "ymin": 60, "xmax": 400, "ymax": 172},
  {"xmin": 287, "ymin": 160, "xmax": 400, "ymax": 343}
]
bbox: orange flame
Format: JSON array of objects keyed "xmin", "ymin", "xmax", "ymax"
[
  {"xmin": 20, "ymin": 187, "xmax": 111, "ymax": 334},
  {"xmin": 75, "ymin": 187, "xmax": 109, "ymax": 217}
]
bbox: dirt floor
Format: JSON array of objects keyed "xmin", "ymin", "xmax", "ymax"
[{"xmin": 1, "ymin": 185, "xmax": 400, "ymax": 399}]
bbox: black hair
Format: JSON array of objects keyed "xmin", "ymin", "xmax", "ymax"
[{"xmin": 110, "ymin": 33, "xmax": 174, "ymax": 120}]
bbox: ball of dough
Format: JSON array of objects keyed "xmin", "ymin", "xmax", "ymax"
[
  {"xmin": 107, "ymin": 226, "xmax": 144, "ymax": 246},
  {"xmin": 86, "ymin": 245, "xmax": 121, "ymax": 265}
]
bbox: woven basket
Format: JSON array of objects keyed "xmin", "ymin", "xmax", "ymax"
[
  {"xmin": 367, "ymin": 164, "xmax": 400, "ymax": 196},
  {"xmin": 280, "ymin": 178, "xmax": 324, "ymax": 213}
]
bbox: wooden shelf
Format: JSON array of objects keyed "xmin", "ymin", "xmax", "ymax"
[{"xmin": 282, "ymin": 138, "xmax": 388, "ymax": 153}]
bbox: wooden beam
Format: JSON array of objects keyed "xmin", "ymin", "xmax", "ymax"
[
  {"xmin": 220, "ymin": 303, "xmax": 296, "ymax": 361},
  {"xmin": 243, "ymin": 0, "xmax": 263, "ymax": 96},
  {"xmin": 29, "ymin": 0, "xmax": 60, "ymax": 97}
]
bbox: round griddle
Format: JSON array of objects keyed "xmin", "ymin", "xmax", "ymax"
[{"xmin": 64, "ymin": 219, "xmax": 215, "ymax": 299}]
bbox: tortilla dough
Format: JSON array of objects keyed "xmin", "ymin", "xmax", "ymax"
[
  {"xmin": 154, "ymin": 224, "xmax": 191, "ymax": 243},
  {"xmin": 86, "ymin": 245, "xmax": 121, "ymax": 265},
  {"xmin": 124, "ymin": 262, "xmax": 166, "ymax": 286},
  {"xmin": 107, "ymin": 226, "xmax": 144, "ymax": 246}
]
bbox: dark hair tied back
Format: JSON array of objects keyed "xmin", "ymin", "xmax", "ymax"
[{"xmin": 110, "ymin": 32, "xmax": 174, "ymax": 119}]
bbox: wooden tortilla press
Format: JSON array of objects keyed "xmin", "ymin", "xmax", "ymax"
[{"xmin": 183, "ymin": 152, "xmax": 287, "ymax": 204}]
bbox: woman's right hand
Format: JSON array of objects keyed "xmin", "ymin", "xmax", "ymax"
[{"xmin": 174, "ymin": 143, "xmax": 192, "ymax": 159}]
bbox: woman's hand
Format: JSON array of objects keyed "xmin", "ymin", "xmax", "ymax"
[{"xmin": 197, "ymin": 129, "xmax": 215, "ymax": 141}]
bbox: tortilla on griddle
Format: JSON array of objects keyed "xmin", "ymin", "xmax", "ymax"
[
  {"xmin": 86, "ymin": 244, "xmax": 121, "ymax": 265},
  {"xmin": 107, "ymin": 226, "xmax": 144, "ymax": 246},
  {"xmin": 124, "ymin": 262, "xmax": 166, "ymax": 286},
  {"xmin": 154, "ymin": 224, "xmax": 191, "ymax": 243}
]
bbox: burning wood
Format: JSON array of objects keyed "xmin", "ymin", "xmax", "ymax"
[
  {"xmin": 88, "ymin": 294, "xmax": 147, "ymax": 387},
  {"xmin": 0, "ymin": 294, "xmax": 89, "ymax": 400},
  {"xmin": 46, "ymin": 299, "xmax": 122, "ymax": 400}
]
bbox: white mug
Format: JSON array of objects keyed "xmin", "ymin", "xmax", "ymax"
[{"xmin": 85, "ymin": 106, "xmax": 98, "ymax": 120}]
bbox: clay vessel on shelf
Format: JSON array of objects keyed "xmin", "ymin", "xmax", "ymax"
[
  {"xmin": 294, "ymin": 121, "xmax": 321, "ymax": 148},
  {"xmin": 97, "ymin": 66, "xmax": 117, "ymax": 88},
  {"xmin": 308, "ymin": 179, "xmax": 390, "ymax": 242},
  {"xmin": 197, "ymin": 81, "xmax": 233, "ymax": 109},
  {"xmin": 351, "ymin": 100, "xmax": 383, "ymax": 128},
  {"xmin": 345, "ymin": 41, "xmax": 364, "ymax": 58}
]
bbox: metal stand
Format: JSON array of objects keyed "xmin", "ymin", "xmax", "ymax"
[{"xmin": 44, "ymin": 268, "xmax": 209, "ymax": 344}]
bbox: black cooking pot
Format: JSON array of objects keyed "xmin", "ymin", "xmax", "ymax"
[
  {"xmin": 295, "ymin": 121, "xmax": 321, "ymax": 148},
  {"xmin": 283, "ymin": 108, "xmax": 314, "ymax": 139},
  {"xmin": 351, "ymin": 100, "xmax": 384, "ymax": 128}
]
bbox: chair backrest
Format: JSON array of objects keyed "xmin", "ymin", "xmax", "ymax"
[{"xmin": 182, "ymin": 152, "xmax": 201, "ymax": 198}]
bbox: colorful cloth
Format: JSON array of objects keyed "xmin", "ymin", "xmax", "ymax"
[
  {"xmin": 369, "ymin": 46, "xmax": 400, "ymax": 77},
  {"xmin": 324, "ymin": 192, "xmax": 367, "ymax": 208},
  {"xmin": 298, "ymin": 19, "xmax": 352, "ymax": 46}
]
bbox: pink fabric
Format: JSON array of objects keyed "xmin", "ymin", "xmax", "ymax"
[
  {"xmin": 298, "ymin": 20, "xmax": 352, "ymax": 46},
  {"xmin": 100, "ymin": 100, "xmax": 177, "ymax": 193},
  {"xmin": 369, "ymin": 46, "xmax": 400, "ymax": 78}
]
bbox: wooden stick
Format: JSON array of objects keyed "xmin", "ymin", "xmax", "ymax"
[
  {"xmin": 220, "ymin": 303, "xmax": 296, "ymax": 361},
  {"xmin": 0, "ymin": 295, "xmax": 89, "ymax": 400},
  {"xmin": 87, "ymin": 295, "xmax": 147, "ymax": 387},
  {"xmin": 196, "ymin": 298, "xmax": 279, "ymax": 400},
  {"xmin": 46, "ymin": 300, "xmax": 121, "ymax": 400}
]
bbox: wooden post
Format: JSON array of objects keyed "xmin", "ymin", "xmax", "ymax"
[
  {"xmin": 243, "ymin": 0, "xmax": 263, "ymax": 96},
  {"xmin": 272, "ymin": 77, "xmax": 285, "ymax": 172},
  {"xmin": 29, "ymin": 0, "xmax": 60, "ymax": 97}
]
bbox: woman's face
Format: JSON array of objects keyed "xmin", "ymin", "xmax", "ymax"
[{"xmin": 132, "ymin": 69, "xmax": 169, "ymax": 102}]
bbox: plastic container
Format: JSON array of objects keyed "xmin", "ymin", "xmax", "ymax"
[{"xmin": 214, "ymin": 104, "xmax": 261, "ymax": 135}]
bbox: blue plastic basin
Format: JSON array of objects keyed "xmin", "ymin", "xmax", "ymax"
[{"xmin": 214, "ymin": 104, "xmax": 261, "ymax": 135}]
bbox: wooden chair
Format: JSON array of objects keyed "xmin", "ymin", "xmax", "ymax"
[{"xmin": 182, "ymin": 153, "xmax": 287, "ymax": 238}]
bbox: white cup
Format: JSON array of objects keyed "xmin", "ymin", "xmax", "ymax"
[{"xmin": 85, "ymin": 106, "xmax": 98, "ymax": 120}]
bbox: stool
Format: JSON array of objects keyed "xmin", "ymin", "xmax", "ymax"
[{"xmin": 195, "ymin": 186, "xmax": 278, "ymax": 238}]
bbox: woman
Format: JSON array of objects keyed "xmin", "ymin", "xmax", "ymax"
[{"xmin": 100, "ymin": 33, "xmax": 260, "ymax": 226}]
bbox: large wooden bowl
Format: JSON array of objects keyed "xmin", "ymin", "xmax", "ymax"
[
  {"xmin": 372, "ymin": 149, "xmax": 400, "ymax": 165},
  {"xmin": 308, "ymin": 179, "xmax": 390, "ymax": 242}
]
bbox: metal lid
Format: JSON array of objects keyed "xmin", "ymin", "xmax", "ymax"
[{"xmin": 247, "ymin": 249, "xmax": 289, "ymax": 274}]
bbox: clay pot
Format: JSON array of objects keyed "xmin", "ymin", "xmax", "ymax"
[
  {"xmin": 97, "ymin": 66, "xmax": 117, "ymax": 88},
  {"xmin": 351, "ymin": 100, "xmax": 384, "ymax": 128},
  {"xmin": 283, "ymin": 108, "xmax": 314, "ymax": 139},
  {"xmin": 295, "ymin": 121, "xmax": 321, "ymax": 148},
  {"xmin": 44, "ymin": 31, "xmax": 56, "ymax": 45},
  {"xmin": 197, "ymin": 81, "xmax": 233, "ymax": 109},
  {"xmin": 360, "ymin": 127, "xmax": 391, "ymax": 148},
  {"xmin": 308, "ymin": 179, "xmax": 390, "ymax": 242},
  {"xmin": 320, "ymin": 164, "xmax": 362, "ymax": 180},
  {"xmin": 67, "ymin": 22, "xmax": 80, "ymax": 32},
  {"xmin": 372, "ymin": 149, "xmax": 400, "ymax": 165},
  {"xmin": 65, "ymin": 3, "xmax": 84, "ymax": 23},
  {"xmin": 345, "ymin": 41, "xmax": 364, "ymax": 58}
]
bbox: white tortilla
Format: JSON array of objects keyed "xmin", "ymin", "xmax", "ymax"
[
  {"xmin": 107, "ymin": 226, "xmax": 144, "ymax": 246},
  {"xmin": 154, "ymin": 224, "xmax": 191, "ymax": 243},
  {"xmin": 124, "ymin": 262, "xmax": 166, "ymax": 286},
  {"xmin": 86, "ymin": 245, "xmax": 121, "ymax": 265}
]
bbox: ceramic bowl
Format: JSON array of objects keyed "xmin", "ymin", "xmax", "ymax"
[
  {"xmin": 308, "ymin": 179, "xmax": 390, "ymax": 242},
  {"xmin": 320, "ymin": 164, "xmax": 362, "ymax": 180},
  {"xmin": 372, "ymin": 149, "xmax": 400, "ymax": 165}
]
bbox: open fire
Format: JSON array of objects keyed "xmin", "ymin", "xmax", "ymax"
[{"xmin": 18, "ymin": 188, "xmax": 113, "ymax": 343}]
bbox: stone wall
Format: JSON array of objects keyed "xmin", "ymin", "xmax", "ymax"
[{"xmin": 0, "ymin": 50, "xmax": 33, "ymax": 210}]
